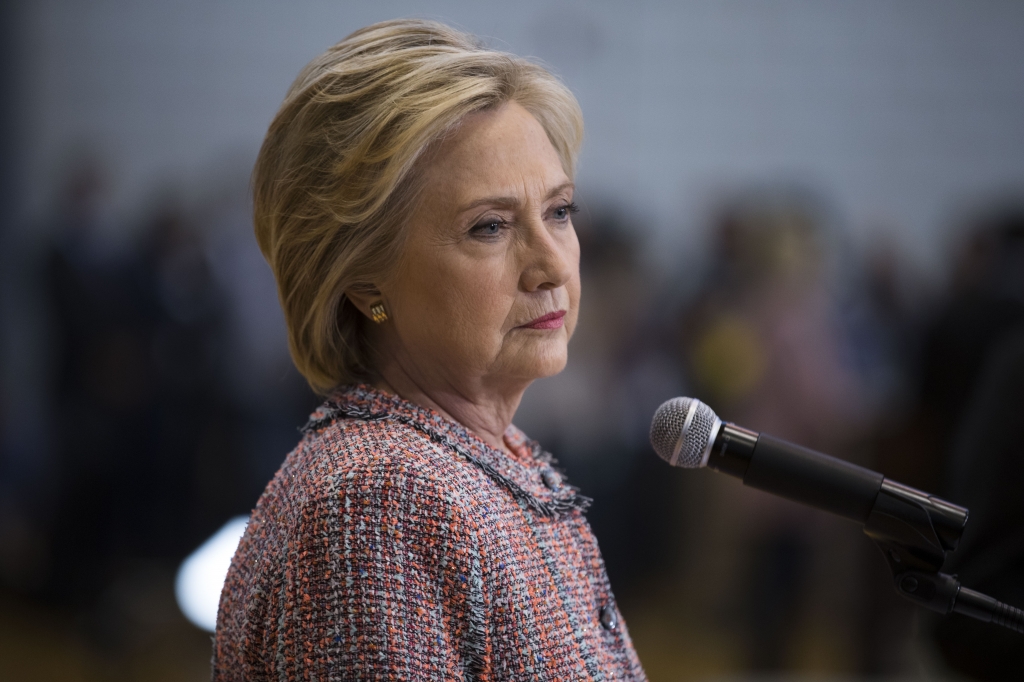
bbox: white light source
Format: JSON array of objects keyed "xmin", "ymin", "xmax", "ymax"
[{"xmin": 175, "ymin": 515, "xmax": 249, "ymax": 632}]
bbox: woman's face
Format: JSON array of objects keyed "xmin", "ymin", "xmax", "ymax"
[{"xmin": 376, "ymin": 101, "xmax": 581, "ymax": 395}]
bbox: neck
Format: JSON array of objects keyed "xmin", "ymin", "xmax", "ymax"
[{"xmin": 373, "ymin": 361, "xmax": 527, "ymax": 454}]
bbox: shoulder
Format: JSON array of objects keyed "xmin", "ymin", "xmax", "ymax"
[
  {"xmin": 302, "ymin": 411, "xmax": 457, "ymax": 483},
  {"xmin": 233, "ymin": 414, "xmax": 481, "ymax": 596},
  {"xmin": 280, "ymin": 413, "xmax": 481, "ymax": 525}
]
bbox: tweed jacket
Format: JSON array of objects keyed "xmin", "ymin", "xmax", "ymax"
[{"xmin": 213, "ymin": 384, "xmax": 647, "ymax": 681}]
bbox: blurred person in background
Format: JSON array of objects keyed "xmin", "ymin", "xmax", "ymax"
[
  {"xmin": 41, "ymin": 161, "xmax": 236, "ymax": 640},
  {"xmin": 873, "ymin": 206, "xmax": 1024, "ymax": 681},
  {"xmin": 13, "ymin": 152, "xmax": 315, "ymax": 670},
  {"xmin": 673, "ymin": 193, "xmax": 880, "ymax": 672},
  {"xmin": 214, "ymin": 20, "xmax": 646, "ymax": 680},
  {"xmin": 43, "ymin": 160, "xmax": 164, "ymax": 612},
  {"xmin": 936, "ymin": 322, "xmax": 1024, "ymax": 682},
  {"xmin": 876, "ymin": 208, "xmax": 1024, "ymax": 499}
]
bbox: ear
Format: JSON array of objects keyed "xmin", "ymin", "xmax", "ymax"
[{"xmin": 345, "ymin": 284, "xmax": 383, "ymax": 321}]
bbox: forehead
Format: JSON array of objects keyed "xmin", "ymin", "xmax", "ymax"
[{"xmin": 420, "ymin": 102, "xmax": 570, "ymax": 205}]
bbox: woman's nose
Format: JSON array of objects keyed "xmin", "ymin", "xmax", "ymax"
[{"xmin": 519, "ymin": 218, "xmax": 576, "ymax": 292}]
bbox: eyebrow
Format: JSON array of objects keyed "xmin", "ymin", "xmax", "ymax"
[{"xmin": 457, "ymin": 181, "xmax": 575, "ymax": 213}]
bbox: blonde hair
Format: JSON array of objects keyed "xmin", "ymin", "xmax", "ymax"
[{"xmin": 254, "ymin": 18, "xmax": 584, "ymax": 393}]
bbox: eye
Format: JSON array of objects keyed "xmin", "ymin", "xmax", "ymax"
[
  {"xmin": 552, "ymin": 202, "xmax": 580, "ymax": 222},
  {"xmin": 470, "ymin": 218, "xmax": 505, "ymax": 237}
]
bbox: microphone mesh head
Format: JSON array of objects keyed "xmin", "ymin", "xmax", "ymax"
[{"xmin": 650, "ymin": 397, "xmax": 720, "ymax": 468}]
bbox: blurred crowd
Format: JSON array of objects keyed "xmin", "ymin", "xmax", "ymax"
[
  {"xmin": 0, "ymin": 160, "xmax": 320, "ymax": 676},
  {"xmin": 1, "ymin": 158, "xmax": 1023, "ymax": 681}
]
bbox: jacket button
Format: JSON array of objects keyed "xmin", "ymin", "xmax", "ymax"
[
  {"xmin": 600, "ymin": 604, "xmax": 618, "ymax": 631},
  {"xmin": 541, "ymin": 470, "xmax": 561, "ymax": 490}
]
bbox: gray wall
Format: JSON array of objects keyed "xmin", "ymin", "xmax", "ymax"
[{"xmin": 18, "ymin": 0, "xmax": 1024, "ymax": 268}]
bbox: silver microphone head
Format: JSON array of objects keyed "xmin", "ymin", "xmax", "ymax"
[{"xmin": 650, "ymin": 397, "xmax": 722, "ymax": 469}]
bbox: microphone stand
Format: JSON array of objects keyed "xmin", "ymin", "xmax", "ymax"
[{"xmin": 864, "ymin": 480, "xmax": 1024, "ymax": 633}]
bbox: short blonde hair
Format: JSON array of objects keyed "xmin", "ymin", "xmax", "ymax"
[{"xmin": 253, "ymin": 19, "xmax": 584, "ymax": 393}]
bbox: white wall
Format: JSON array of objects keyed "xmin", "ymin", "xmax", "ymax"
[{"xmin": 20, "ymin": 0, "xmax": 1024, "ymax": 268}]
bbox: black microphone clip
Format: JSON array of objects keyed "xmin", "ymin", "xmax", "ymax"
[{"xmin": 863, "ymin": 479, "xmax": 1023, "ymax": 632}]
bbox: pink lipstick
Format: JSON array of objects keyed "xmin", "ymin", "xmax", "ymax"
[{"xmin": 522, "ymin": 310, "xmax": 566, "ymax": 330}]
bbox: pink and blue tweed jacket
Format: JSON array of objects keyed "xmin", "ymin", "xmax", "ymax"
[{"xmin": 213, "ymin": 384, "xmax": 647, "ymax": 680}]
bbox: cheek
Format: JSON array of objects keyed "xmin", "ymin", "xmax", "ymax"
[
  {"xmin": 566, "ymin": 273, "xmax": 582, "ymax": 336},
  {"xmin": 447, "ymin": 274, "xmax": 514, "ymax": 342},
  {"xmin": 396, "ymin": 252, "xmax": 516, "ymax": 357},
  {"xmin": 459, "ymin": 267, "xmax": 521, "ymax": 356},
  {"xmin": 563, "ymin": 237, "xmax": 583, "ymax": 337}
]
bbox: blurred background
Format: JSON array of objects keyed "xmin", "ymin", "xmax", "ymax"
[{"xmin": 1, "ymin": 1, "xmax": 1023, "ymax": 680}]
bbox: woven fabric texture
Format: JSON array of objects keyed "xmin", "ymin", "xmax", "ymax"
[{"xmin": 213, "ymin": 384, "xmax": 647, "ymax": 681}]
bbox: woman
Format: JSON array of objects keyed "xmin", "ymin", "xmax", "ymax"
[{"xmin": 214, "ymin": 19, "xmax": 647, "ymax": 680}]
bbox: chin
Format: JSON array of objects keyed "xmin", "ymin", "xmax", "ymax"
[
  {"xmin": 499, "ymin": 331, "xmax": 569, "ymax": 380},
  {"xmin": 524, "ymin": 344, "xmax": 569, "ymax": 379}
]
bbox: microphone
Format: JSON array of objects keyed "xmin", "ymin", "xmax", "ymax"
[
  {"xmin": 650, "ymin": 396, "xmax": 1024, "ymax": 633},
  {"xmin": 649, "ymin": 396, "xmax": 965, "ymax": 539}
]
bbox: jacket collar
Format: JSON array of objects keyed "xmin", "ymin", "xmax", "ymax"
[{"xmin": 307, "ymin": 384, "xmax": 591, "ymax": 519}]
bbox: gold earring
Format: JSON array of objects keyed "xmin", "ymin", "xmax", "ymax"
[{"xmin": 370, "ymin": 302, "xmax": 388, "ymax": 324}]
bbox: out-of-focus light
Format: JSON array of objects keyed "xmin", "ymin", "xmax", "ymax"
[{"xmin": 175, "ymin": 515, "xmax": 249, "ymax": 632}]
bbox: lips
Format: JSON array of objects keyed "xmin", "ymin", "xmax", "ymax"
[{"xmin": 521, "ymin": 310, "xmax": 566, "ymax": 330}]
